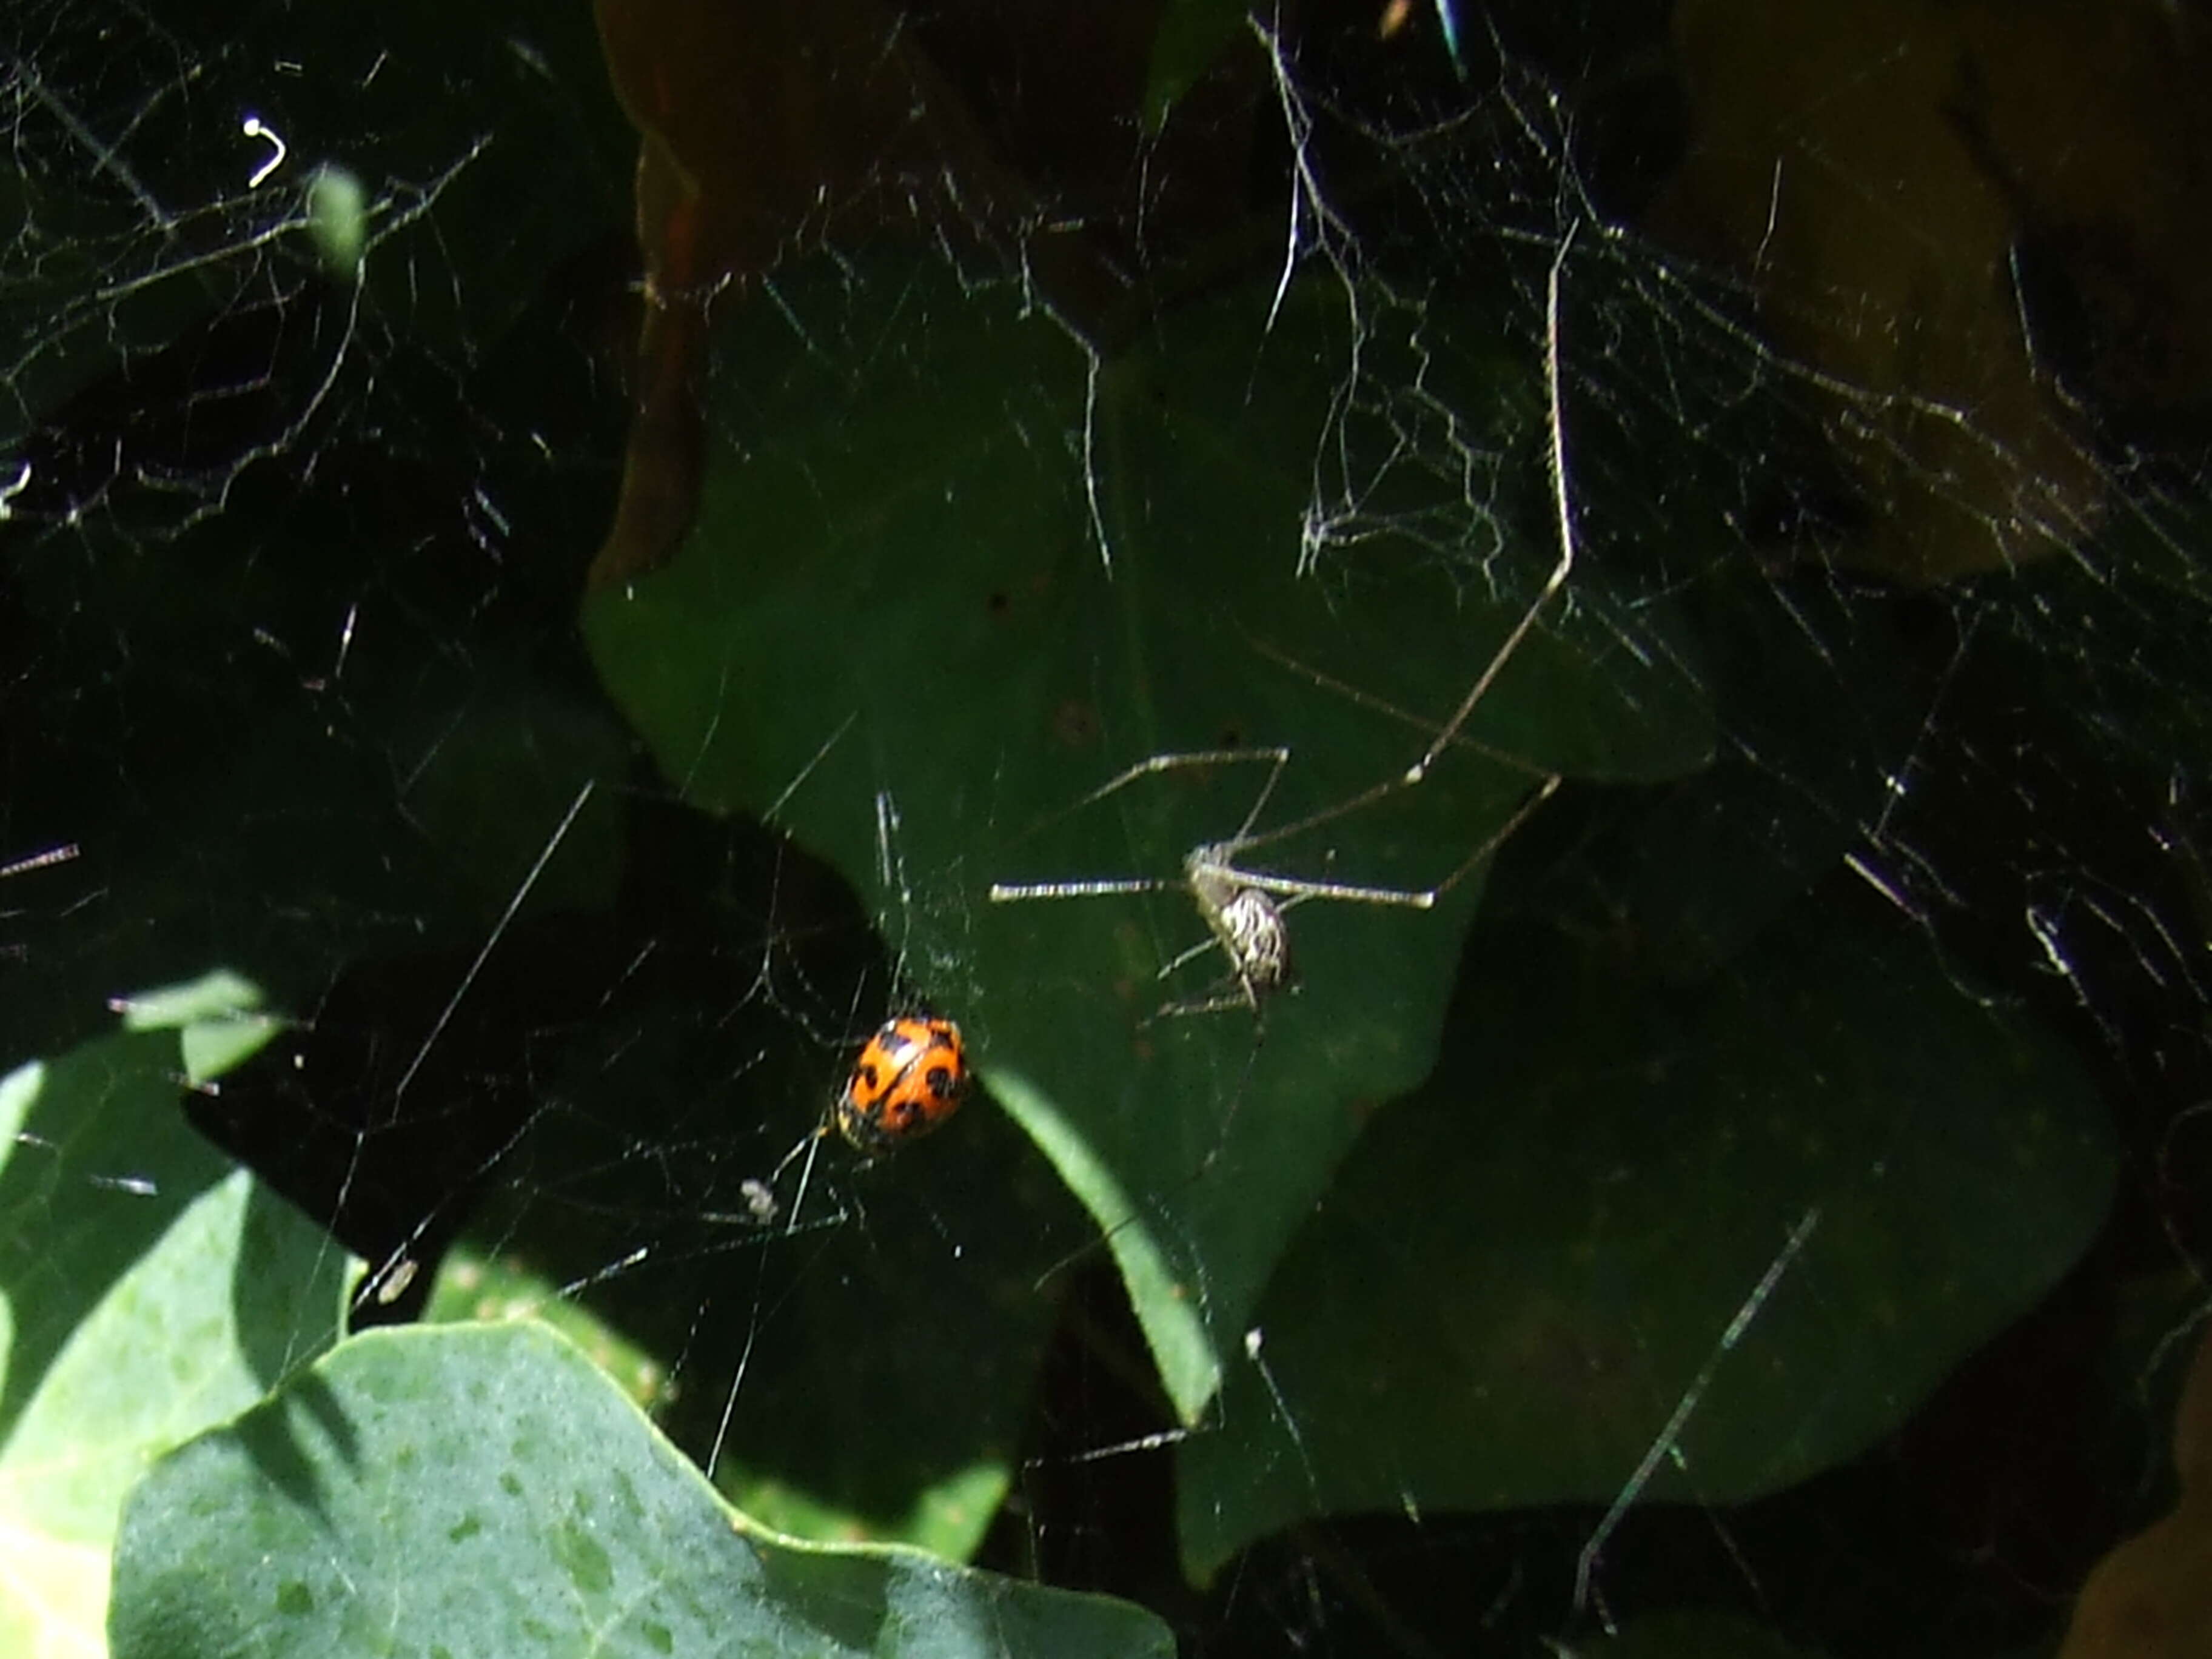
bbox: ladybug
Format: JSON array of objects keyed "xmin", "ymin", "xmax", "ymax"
[{"xmin": 834, "ymin": 1015, "xmax": 967, "ymax": 1154}]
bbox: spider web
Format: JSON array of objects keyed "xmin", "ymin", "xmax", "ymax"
[{"xmin": 5, "ymin": 2, "xmax": 2209, "ymax": 1655}]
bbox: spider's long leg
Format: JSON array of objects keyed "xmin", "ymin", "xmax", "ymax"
[
  {"xmin": 1156, "ymin": 933, "xmax": 1225, "ymax": 982},
  {"xmin": 1232, "ymin": 747, "xmax": 1293, "ymax": 842},
  {"xmin": 999, "ymin": 748, "xmax": 1296, "ymax": 857},
  {"xmin": 1153, "ymin": 985, "xmax": 1261, "ymax": 1021},
  {"xmin": 1404, "ymin": 218, "xmax": 1581, "ymax": 789},
  {"xmin": 1428, "ymin": 771, "xmax": 1561, "ymax": 897},
  {"xmin": 1231, "ymin": 777, "xmax": 1558, "ymax": 908},
  {"xmin": 0, "ymin": 843, "xmax": 78, "ymax": 879},
  {"xmin": 1231, "ymin": 221, "xmax": 1583, "ymax": 862},
  {"xmin": 1242, "ymin": 629, "xmax": 1549, "ymax": 779},
  {"xmin": 989, "ymin": 876, "xmax": 1181, "ymax": 902},
  {"xmin": 1069, "ymin": 747, "xmax": 1290, "ymax": 816},
  {"xmin": 1232, "ymin": 870, "xmax": 1439, "ymax": 908}
]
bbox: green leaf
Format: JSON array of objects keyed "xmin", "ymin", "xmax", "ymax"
[
  {"xmin": 1178, "ymin": 903, "xmax": 2118, "ymax": 1577},
  {"xmin": 109, "ymin": 1321, "xmax": 1175, "ymax": 1659},
  {"xmin": 0, "ymin": 972, "xmax": 351, "ymax": 1657},
  {"xmin": 420, "ymin": 1241, "xmax": 674, "ymax": 1411},
  {"xmin": 584, "ymin": 247, "xmax": 1714, "ymax": 1423},
  {"xmin": 112, "ymin": 967, "xmax": 289, "ymax": 1081}
]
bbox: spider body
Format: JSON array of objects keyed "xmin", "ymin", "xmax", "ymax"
[{"xmin": 1187, "ymin": 846, "xmax": 1294, "ymax": 1010}]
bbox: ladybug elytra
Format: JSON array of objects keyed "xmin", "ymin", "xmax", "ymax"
[{"xmin": 834, "ymin": 1015, "xmax": 967, "ymax": 1153}]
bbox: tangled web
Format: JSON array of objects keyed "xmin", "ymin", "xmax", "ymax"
[{"xmin": 5, "ymin": 3, "xmax": 2210, "ymax": 1655}]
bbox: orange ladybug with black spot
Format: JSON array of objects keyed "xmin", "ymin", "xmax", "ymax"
[{"xmin": 834, "ymin": 1015, "xmax": 967, "ymax": 1153}]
